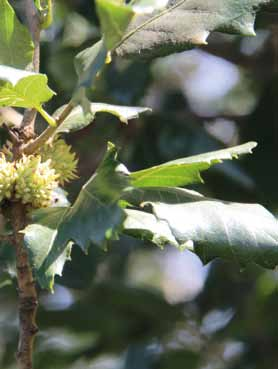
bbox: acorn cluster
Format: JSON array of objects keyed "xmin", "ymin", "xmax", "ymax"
[
  {"xmin": 15, "ymin": 155, "xmax": 59, "ymax": 208},
  {"xmin": 0, "ymin": 139, "xmax": 78, "ymax": 208}
]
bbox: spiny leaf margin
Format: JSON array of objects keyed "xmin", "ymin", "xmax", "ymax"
[
  {"xmin": 23, "ymin": 143, "xmax": 130, "ymax": 290},
  {"xmin": 123, "ymin": 187, "xmax": 278, "ymax": 269},
  {"xmin": 115, "ymin": 0, "xmax": 272, "ymax": 59},
  {"xmin": 131, "ymin": 142, "xmax": 257, "ymax": 188}
]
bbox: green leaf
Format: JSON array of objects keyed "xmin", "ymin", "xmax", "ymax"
[
  {"xmin": 0, "ymin": 0, "xmax": 34, "ymax": 68},
  {"xmin": 124, "ymin": 208, "xmax": 179, "ymax": 248},
  {"xmin": 74, "ymin": 0, "xmax": 134, "ymax": 92},
  {"xmin": 131, "ymin": 142, "xmax": 257, "ymax": 188},
  {"xmin": 95, "ymin": 0, "xmax": 135, "ymax": 50},
  {"xmin": 74, "ymin": 39, "xmax": 107, "ymax": 89},
  {"xmin": 23, "ymin": 208, "xmax": 72, "ymax": 291},
  {"xmin": 24, "ymin": 143, "xmax": 130, "ymax": 290},
  {"xmin": 0, "ymin": 65, "xmax": 56, "ymax": 125},
  {"xmin": 115, "ymin": 0, "xmax": 272, "ymax": 59},
  {"xmin": 55, "ymin": 102, "xmax": 151, "ymax": 134},
  {"xmin": 123, "ymin": 187, "xmax": 278, "ymax": 269}
]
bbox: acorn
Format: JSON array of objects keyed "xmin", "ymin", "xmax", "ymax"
[
  {"xmin": 0, "ymin": 154, "xmax": 16, "ymax": 202},
  {"xmin": 15, "ymin": 155, "xmax": 59, "ymax": 208},
  {"xmin": 40, "ymin": 139, "xmax": 78, "ymax": 185}
]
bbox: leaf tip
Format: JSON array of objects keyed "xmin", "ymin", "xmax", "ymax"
[
  {"xmin": 179, "ymin": 240, "xmax": 194, "ymax": 252},
  {"xmin": 191, "ymin": 31, "xmax": 210, "ymax": 45},
  {"xmin": 245, "ymin": 141, "xmax": 258, "ymax": 155},
  {"xmin": 250, "ymin": 141, "xmax": 258, "ymax": 151},
  {"xmin": 242, "ymin": 22, "xmax": 256, "ymax": 37}
]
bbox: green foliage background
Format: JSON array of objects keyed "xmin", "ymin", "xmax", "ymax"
[{"xmin": 1, "ymin": 1, "xmax": 278, "ymax": 368}]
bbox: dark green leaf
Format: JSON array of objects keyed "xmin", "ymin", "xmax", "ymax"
[
  {"xmin": 123, "ymin": 187, "xmax": 278, "ymax": 269},
  {"xmin": 24, "ymin": 143, "xmax": 130, "ymax": 290},
  {"xmin": 116, "ymin": 0, "xmax": 272, "ymax": 59},
  {"xmin": 131, "ymin": 142, "xmax": 257, "ymax": 187}
]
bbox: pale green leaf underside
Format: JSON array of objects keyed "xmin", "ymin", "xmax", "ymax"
[
  {"xmin": 116, "ymin": 0, "xmax": 272, "ymax": 59},
  {"xmin": 56, "ymin": 102, "xmax": 151, "ymax": 134},
  {"xmin": 131, "ymin": 142, "xmax": 257, "ymax": 187},
  {"xmin": 0, "ymin": 0, "xmax": 34, "ymax": 68},
  {"xmin": 74, "ymin": 39, "xmax": 108, "ymax": 89},
  {"xmin": 24, "ymin": 208, "xmax": 71, "ymax": 291},
  {"xmin": 0, "ymin": 65, "xmax": 55, "ymax": 110},
  {"xmin": 124, "ymin": 208, "xmax": 179, "ymax": 248},
  {"xmin": 123, "ymin": 187, "xmax": 278, "ymax": 269}
]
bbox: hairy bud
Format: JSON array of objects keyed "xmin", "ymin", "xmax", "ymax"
[
  {"xmin": 40, "ymin": 139, "xmax": 78, "ymax": 185},
  {"xmin": 15, "ymin": 155, "xmax": 59, "ymax": 208}
]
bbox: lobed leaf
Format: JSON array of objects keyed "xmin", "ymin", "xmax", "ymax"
[
  {"xmin": 131, "ymin": 142, "xmax": 257, "ymax": 188},
  {"xmin": 115, "ymin": 0, "xmax": 272, "ymax": 59},
  {"xmin": 0, "ymin": 0, "xmax": 34, "ymax": 68},
  {"xmin": 23, "ymin": 141, "xmax": 278, "ymax": 289},
  {"xmin": 24, "ymin": 143, "xmax": 130, "ymax": 290},
  {"xmin": 123, "ymin": 187, "xmax": 278, "ymax": 269}
]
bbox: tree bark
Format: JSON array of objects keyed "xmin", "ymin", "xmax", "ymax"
[
  {"xmin": 12, "ymin": 202, "xmax": 38, "ymax": 369},
  {"xmin": 9, "ymin": 2, "xmax": 43, "ymax": 368}
]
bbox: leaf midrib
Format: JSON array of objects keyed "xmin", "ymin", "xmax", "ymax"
[
  {"xmin": 113, "ymin": 0, "xmax": 188, "ymax": 51},
  {"xmin": 0, "ymin": 80, "xmax": 40, "ymax": 108},
  {"xmin": 114, "ymin": 0, "xmax": 262, "ymax": 54}
]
